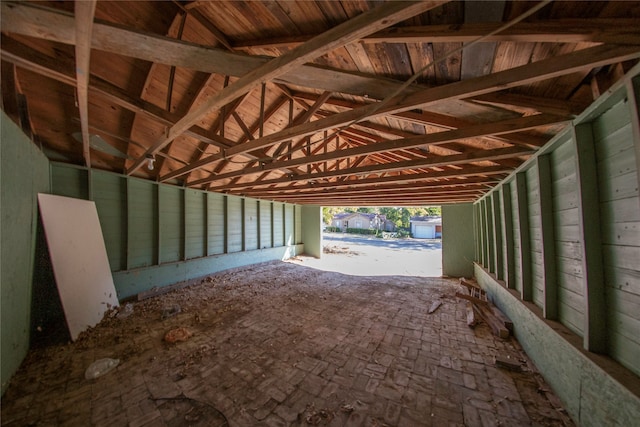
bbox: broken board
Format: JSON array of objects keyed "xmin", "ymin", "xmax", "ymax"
[{"xmin": 37, "ymin": 193, "xmax": 119, "ymax": 340}]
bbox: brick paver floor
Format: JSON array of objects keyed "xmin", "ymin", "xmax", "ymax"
[{"xmin": 1, "ymin": 261, "xmax": 572, "ymax": 426}]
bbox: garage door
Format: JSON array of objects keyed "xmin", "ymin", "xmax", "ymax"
[{"xmin": 414, "ymin": 225, "xmax": 434, "ymax": 239}]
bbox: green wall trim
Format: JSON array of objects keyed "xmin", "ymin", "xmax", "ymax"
[
  {"xmin": 475, "ymin": 265, "xmax": 640, "ymax": 427},
  {"xmin": 113, "ymin": 244, "xmax": 304, "ymax": 300}
]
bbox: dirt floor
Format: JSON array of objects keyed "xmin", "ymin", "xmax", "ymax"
[{"xmin": 1, "ymin": 259, "xmax": 573, "ymax": 426}]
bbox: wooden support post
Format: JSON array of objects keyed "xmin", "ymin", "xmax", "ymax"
[
  {"xmin": 241, "ymin": 198, "xmax": 246, "ymax": 252},
  {"xmin": 282, "ymin": 204, "xmax": 287, "ymax": 247},
  {"xmin": 573, "ymin": 123, "xmax": 607, "ymax": 353},
  {"xmin": 183, "ymin": 189, "xmax": 187, "ymax": 261},
  {"xmin": 501, "ymin": 183, "xmax": 515, "ymax": 289},
  {"xmin": 126, "ymin": 179, "xmax": 132, "ymax": 270},
  {"xmin": 270, "ymin": 202, "xmax": 275, "ymax": 248},
  {"xmin": 537, "ymin": 154, "xmax": 558, "ymax": 320},
  {"xmin": 205, "ymin": 191, "xmax": 210, "ymax": 257},
  {"xmin": 223, "ymin": 195, "xmax": 229, "ymax": 254},
  {"xmin": 257, "ymin": 200, "xmax": 261, "ymax": 250},
  {"xmin": 515, "ymin": 172, "xmax": 533, "ymax": 301},
  {"xmin": 478, "ymin": 200, "xmax": 486, "ymax": 266},
  {"xmin": 486, "ymin": 195, "xmax": 495, "ymax": 274},
  {"xmin": 474, "ymin": 203, "xmax": 481, "ymax": 263},
  {"xmin": 492, "ymin": 191, "xmax": 504, "ymax": 280},
  {"xmin": 473, "ymin": 203, "xmax": 478, "ymax": 262}
]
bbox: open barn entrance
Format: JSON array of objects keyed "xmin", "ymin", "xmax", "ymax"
[{"xmin": 299, "ymin": 206, "xmax": 443, "ymax": 277}]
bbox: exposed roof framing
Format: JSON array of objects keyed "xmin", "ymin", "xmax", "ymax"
[{"xmin": 2, "ymin": 0, "xmax": 640, "ymax": 206}]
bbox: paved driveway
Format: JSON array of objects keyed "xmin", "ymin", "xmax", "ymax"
[{"xmin": 291, "ymin": 232, "xmax": 443, "ymax": 277}]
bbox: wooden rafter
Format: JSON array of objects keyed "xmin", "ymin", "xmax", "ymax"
[
  {"xmin": 200, "ymin": 146, "xmax": 532, "ymax": 191},
  {"xmin": 211, "ymin": 166, "xmax": 513, "ymax": 191},
  {"xmin": 126, "ymin": 1, "xmax": 449, "ymax": 174},
  {"xmin": 74, "ymin": 0, "xmax": 97, "ymax": 167},
  {"xmin": 187, "ymin": 113, "xmax": 566, "ymax": 186},
  {"xmin": 0, "ymin": 2, "xmax": 434, "ymax": 102},
  {"xmin": 206, "ymin": 44, "xmax": 640, "ymax": 163},
  {"xmin": 231, "ymin": 19, "xmax": 640, "ymax": 49}
]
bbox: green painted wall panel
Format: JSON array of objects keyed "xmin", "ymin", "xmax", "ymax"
[
  {"xmin": 227, "ymin": 196, "xmax": 243, "ymax": 253},
  {"xmin": 259, "ymin": 200, "xmax": 272, "ymax": 249},
  {"xmin": 245, "ymin": 199, "xmax": 258, "ymax": 251},
  {"xmin": 91, "ymin": 171, "xmax": 127, "ymax": 271},
  {"xmin": 550, "ymin": 138, "xmax": 585, "ymax": 336},
  {"xmin": 526, "ymin": 167, "xmax": 544, "ymax": 309},
  {"xmin": 1, "ymin": 112, "xmax": 50, "ymax": 394},
  {"xmin": 207, "ymin": 193, "xmax": 225, "ymax": 255},
  {"xmin": 159, "ymin": 186, "xmax": 184, "ymax": 263},
  {"xmin": 594, "ymin": 98, "xmax": 640, "ymax": 376},
  {"xmin": 301, "ymin": 205, "xmax": 322, "ymax": 258},
  {"xmin": 51, "ymin": 165, "xmax": 88, "ymax": 199},
  {"xmin": 442, "ymin": 203, "xmax": 475, "ymax": 277},
  {"xmin": 185, "ymin": 189, "xmax": 206, "ymax": 260},
  {"xmin": 128, "ymin": 179, "xmax": 158, "ymax": 268}
]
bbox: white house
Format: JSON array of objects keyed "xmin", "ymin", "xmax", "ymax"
[
  {"xmin": 410, "ymin": 216, "xmax": 442, "ymax": 239},
  {"xmin": 331, "ymin": 212, "xmax": 395, "ymax": 232}
]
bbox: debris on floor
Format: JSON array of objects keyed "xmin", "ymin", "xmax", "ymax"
[
  {"xmin": 0, "ymin": 261, "xmax": 573, "ymax": 427},
  {"xmin": 495, "ymin": 354, "xmax": 523, "ymax": 371},
  {"xmin": 84, "ymin": 357, "xmax": 119, "ymax": 379},
  {"xmin": 428, "ymin": 299, "xmax": 442, "ymax": 313},
  {"xmin": 161, "ymin": 304, "xmax": 182, "ymax": 319},
  {"xmin": 458, "ymin": 277, "xmax": 512, "ymax": 339},
  {"xmin": 164, "ymin": 327, "xmax": 192, "ymax": 343},
  {"xmin": 116, "ymin": 302, "xmax": 134, "ymax": 319}
]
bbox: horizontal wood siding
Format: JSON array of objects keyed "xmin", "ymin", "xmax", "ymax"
[
  {"xmin": 259, "ymin": 200, "xmax": 272, "ymax": 249},
  {"xmin": 91, "ymin": 171, "xmax": 126, "ymax": 271},
  {"xmin": 127, "ymin": 179, "xmax": 157, "ymax": 268},
  {"xmin": 207, "ymin": 193, "xmax": 225, "ymax": 255},
  {"xmin": 159, "ymin": 186, "xmax": 183, "ymax": 263},
  {"xmin": 273, "ymin": 202, "xmax": 284, "ymax": 247},
  {"xmin": 245, "ymin": 199, "xmax": 258, "ymax": 251},
  {"xmin": 550, "ymin": 138, "xmax": 584, "ymax": 336},
  {"xmin": 226, "ymin": 196, "xmax": 243, "ymax": 253},
  {"xmin": 526, "ymin": 167, "xmax": 544, "ymax": 308},
  {"xmin": 593, "ymin": 99, "xmax": 640, "ymax": 376},
  {"xmin": 185, "ymin": 189, "xmax": 206, "ymax": 260}
]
